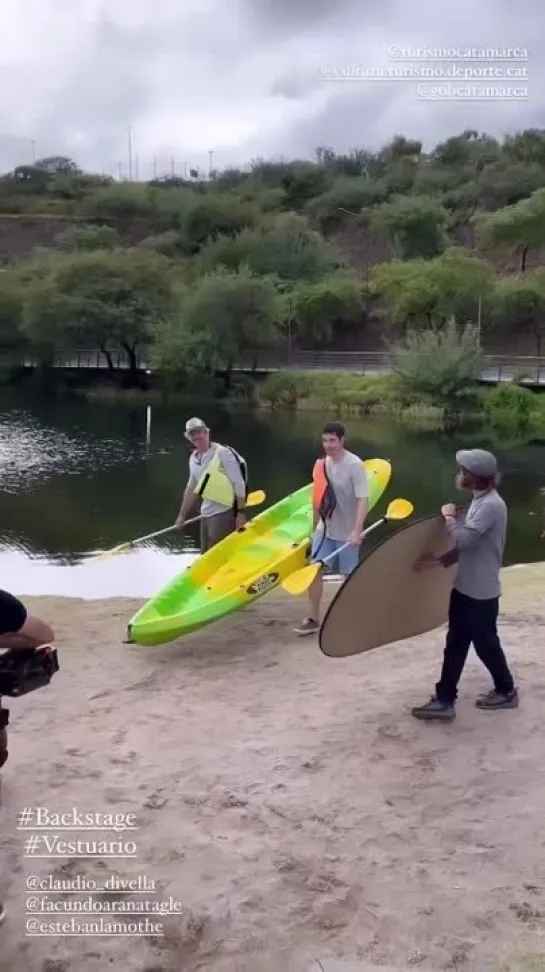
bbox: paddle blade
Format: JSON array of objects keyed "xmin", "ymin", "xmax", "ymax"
[
  {"xmin": 89, "ymin": 542, "xmax": 130, "ymax": 562},
  {"xmin": 245, "ymin": 489, "xmax": 266, "ymax": 507},
  {"xmin": 281, "ymin": 563, "xmax": 320, "ymax": 596},
  {"xmin": 385, "ymin": 498, "xmax": 413, "ymax": 520}
]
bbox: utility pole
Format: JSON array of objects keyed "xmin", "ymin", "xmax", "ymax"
[
  {"xmin": 170, "ymin": 156, "xmax": 175, "ymax": 177},
  {"xmin": 31, "ymin": 140, "xmax": 36, "ymax": 163},
  {"xmin": 208, "ymin": 150, "xmax": 213, "ymax": 178},
  {"xmin": 152, "ymin": 155, "xmax": 157, "ymax": 178},
  {"xmin": 127, "ymin": 126, "xmax": 133, "ymax": 180}
]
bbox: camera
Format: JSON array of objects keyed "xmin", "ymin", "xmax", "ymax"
[
  {"xmin": 0, "ymin": 647, "xmax": 59, "ymax": 697},
  {"xmin": 0, "ymin": 648, "xmax": 59, "ymax": 769}
]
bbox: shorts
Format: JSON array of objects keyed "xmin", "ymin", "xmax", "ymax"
[
  {"xmin": 310, "ymin": 533, "xmax": 359, "ymax": 576},
  {"xmin": 0, "ymin": 589, "xmax": 26, "ymax": 636},
  {"xmin": 200, "ymin": 510, "xmax": 236, "ymax": 554}
]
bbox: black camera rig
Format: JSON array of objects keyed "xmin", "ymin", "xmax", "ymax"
[{"xmin": 0, "ymin": 647, "xmax": 59, "ymax": 698}]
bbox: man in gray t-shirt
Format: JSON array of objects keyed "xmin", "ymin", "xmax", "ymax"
[
  {"xmin": 294, "ymin": 422, "xmax": 368, "ymax": 636},
  {"xmin": 175, "ymin": 417, "xmax": 247, "ymax": 553},
  {"xmin": 412, "ymin": 448, "xmax": 518, "ymax": 722}
]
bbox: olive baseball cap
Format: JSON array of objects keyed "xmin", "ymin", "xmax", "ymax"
[{"xmin": 456, "ymin": 449, "xmax": 497, "ymax": 478}]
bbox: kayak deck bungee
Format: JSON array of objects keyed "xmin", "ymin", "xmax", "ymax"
[{"xmin": 127, "ymin": 458, "xmax": 391, "ymax": 646}]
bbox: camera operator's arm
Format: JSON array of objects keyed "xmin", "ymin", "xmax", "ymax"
[
  {"xmin": 0, "ymin": 593, "xmax": 57, "ymax": 771},
  {"xmin": 0, "ymin": 591, "xmax": 54, "ymax": 652}
]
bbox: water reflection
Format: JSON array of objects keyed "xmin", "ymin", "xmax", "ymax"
[{"xmin": 0, "ymin": 544, "xmax": 195, "ymax": 599}]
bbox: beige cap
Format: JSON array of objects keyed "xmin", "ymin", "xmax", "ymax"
[{"xmin": 184, "ymin": 417, "xmax": 208, "ymax": 441}]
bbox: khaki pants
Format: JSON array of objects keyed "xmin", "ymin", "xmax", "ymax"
[{"xmin": 199, "ymin": 510, "xmax": 236, "ymax": 553}]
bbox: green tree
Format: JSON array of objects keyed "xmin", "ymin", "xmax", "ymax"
[
  {"xmin": 474, "ymin": 162, "xmax": 545, "ymax": 212},
  {"xmin": 249, "ymin": 159, "xmax": 332, "ymax": 207},
  {"xmin": 372, "ymin": 247, "xmax": 493, "ymax": 329},
  {"xmin": 389, "ymin": 318, "xmax": 482, "ymax": 420},
  {"xmin": 22, "ymin": 250, "xmax": 177, "ymax": 375},
  {"xmin": 194, "ymin": 213, "xmax": 340, "ymax": 281},
  {"xmin": 21, "ymin": 278, "xmax": 75, "ymax": 363},
  {"xmin": 315, "ymin": 146, "xmax": 373, "ymax": 177},
  {"xmin": 34, "ymin": 156, "xmax": 81, "ymax": 175},
  {"xmin": 503, "ymin": 129, "xmax": 545, "ymax": 167},
  {"xmin": 370, "ymin": 194, "xmax": 449, "ymax": 260},
  {"xmin": 83, "ymin": 183, "xmax": 157, "ymax": 223},
  {"xmin": 432, "ymin": 130, "xmax": 500, "ymax": 168},
  {"xmin": 6, "ymin": 165, "xmax": 50, "ymax": 195},
  {"xmin": 279, "ymin": 161, "xmax": 333, "ymax": 209},
  {"xmin": 489, "ymin": 273, "xmax": 545, "ymax": 355},
  {"xmin": 305, "ymin": 176, "xmax": 388, "ymax": 228},
  {"xmin": 379, "ymin": 135, "xmax": 422, "ymax": 163},
  {"xmin": 179, "ymin": 194, "xmax": 260, "ymax": 253},
  {"xmin": 286, "ymin": 273, "xmax": 364, "ymax": 346},
  {"xmin": 474, "ymin": 187, "xmax": 545, "ymax": 272},
  {"xmin": 0, "ymin": 271, "xmax": 26, "ymax": 352},
  {"xmin": 153, "ymin": 267, "xmax": 283, "ymax": 383}
]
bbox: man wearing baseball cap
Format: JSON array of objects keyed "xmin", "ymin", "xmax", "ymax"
[
  {"xmin": 412, "ymin": 448, "xmax": 518, "ymax": 722},
  {"xmin": 175, "ymin": 417, "xmax": 248, "ymax": 553}
]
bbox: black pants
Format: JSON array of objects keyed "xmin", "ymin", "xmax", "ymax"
[{"xmin": 435, "ymin": 588, "xmax": 515, "ymax": 705}]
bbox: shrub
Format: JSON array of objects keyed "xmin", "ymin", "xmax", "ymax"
[
  {"xmin": 480, "ymin": 382, "xmax": 538, "ymax": 428},
  {"xmin": 258, "ymin": 371, "xmax": 311, "ymax": 408},
  {"xmin": 305, "ymin": 177, "xmax": 388, "ymax": 228},
  {"xmin": 258, "ymin": 370, "xmax": 407, "ymax": 415},
  {"xmin": 55, "ymin": 224, "xmax": 120, "ymax": 251},
  {"xmin": 389, "ymin": 319, "xmax": 482, "ymax": 418}
]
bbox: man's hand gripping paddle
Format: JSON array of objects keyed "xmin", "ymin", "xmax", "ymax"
[
  {"xmin": 88, "ymin": 489, "xmax": 267, "ymax": 562},
  {"xmin": 281, "ymin": 497, "xmax": 414, "ymax": 596}
]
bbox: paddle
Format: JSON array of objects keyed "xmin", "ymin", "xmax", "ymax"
[
  {"xmin": 88, "ymin": 489, "xmax": 267, "ymax": 562},
  {"xmin": 281, "ymin": 497, "xmax": 414, "ymax": 596}
]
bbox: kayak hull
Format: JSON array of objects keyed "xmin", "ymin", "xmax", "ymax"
[{"xmin": 127, "ymin": 458, "xmax": 391, "ymax": 646}]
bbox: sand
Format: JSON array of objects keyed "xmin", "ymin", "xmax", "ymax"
[{"xmin": 1, "ymin": 565, "xmax": 545, "ymax": 972}]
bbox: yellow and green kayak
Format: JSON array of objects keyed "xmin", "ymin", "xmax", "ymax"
[{"xmin": 127, "ymin": 457, "xmax": 391, "ymax": 646}]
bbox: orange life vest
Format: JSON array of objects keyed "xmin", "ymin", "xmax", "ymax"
[{"xmin": 312, "ymin": 458, "xmax": 336, "ymax": 518}]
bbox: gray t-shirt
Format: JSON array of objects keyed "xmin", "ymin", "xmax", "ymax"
[
  {"xmin": 187, "ymin": 443, "xmax": 246, "ymax": 517},
  {"xmin": 445, "ymin": 489, "xmax": 507, "ymax": 599},
  {"xmin": 315, "ymin": 450, "xmax": 369, "ymax": 542}
]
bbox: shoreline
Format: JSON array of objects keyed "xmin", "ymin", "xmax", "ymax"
[{"xmin": 1, "ymin": 563, "xmax": 545, "ymax": 971}]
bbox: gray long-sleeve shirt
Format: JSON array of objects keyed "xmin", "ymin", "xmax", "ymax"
[
  {"xmin": 187, "ymin": 443, "xmax": 246, "ymax": 517},
  {"xmin": 443, "ymin": 489, "xmax": 507, "ymax": 600}
]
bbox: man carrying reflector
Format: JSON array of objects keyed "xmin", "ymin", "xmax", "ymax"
[{"xmin": 412, "ymin": 448, "xmax": 518, "ymax": 721}]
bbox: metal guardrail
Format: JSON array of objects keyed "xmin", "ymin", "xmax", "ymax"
[
  {"xmin": 231, "ymin": 351, "xmax": 545, "ymax": 385},
  {"xmin": 14, "ymin": 350, "xmax": 545, "ymax": 386}
]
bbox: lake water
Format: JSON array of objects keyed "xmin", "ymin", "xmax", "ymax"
[{"xmin": 0, "ymin": 389, "xmax": 544, "ymax": 600}]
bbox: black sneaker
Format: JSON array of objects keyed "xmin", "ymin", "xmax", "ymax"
[
  {"xmin": 411, "ymin": 696, "xmax": 456, "ymax": 721},
  {"xmin": 475, "ymin": 688, "xmax": 519, "ymax": 710},
  {"xmin": 293, "ymin": 617, "xmax": 319, "ymax": 636}
]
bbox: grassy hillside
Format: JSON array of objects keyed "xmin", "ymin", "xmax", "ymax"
[{"xmin": 2, "ymin": 131, "xmax": 545, "ymax": 377}]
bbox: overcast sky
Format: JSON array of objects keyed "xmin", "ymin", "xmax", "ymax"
[{"xmin": 0, "ymin": 0, "xmax": 538, "ymax": 179}]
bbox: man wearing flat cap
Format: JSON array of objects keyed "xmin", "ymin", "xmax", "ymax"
[{"xmin": 412, "ymin": 448, "xmax": 518, "ymax": 722}]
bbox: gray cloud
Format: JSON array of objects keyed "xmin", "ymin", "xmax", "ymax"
[{"xmin": 0, "ymin": 0, "xmax": 539, "ymax": 178}]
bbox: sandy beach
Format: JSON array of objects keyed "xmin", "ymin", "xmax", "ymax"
[{"xmin": 1, "ymin": 565, "xmax": 545, "ymax": 972}]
